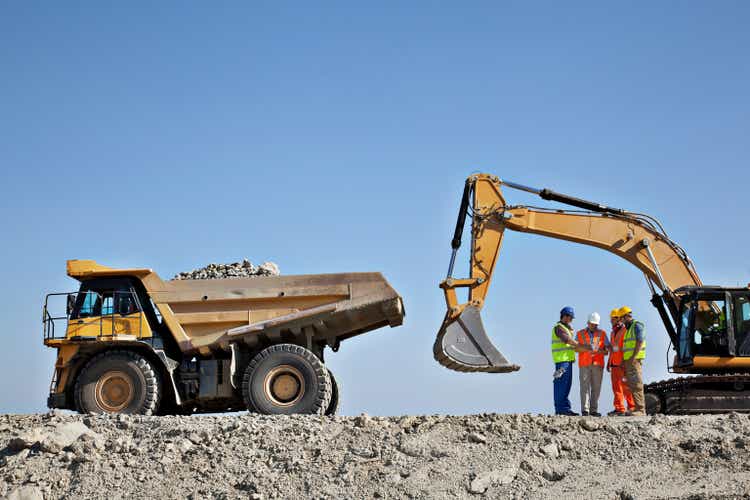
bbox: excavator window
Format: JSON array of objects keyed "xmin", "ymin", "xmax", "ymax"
[
  {"xmin": 734, "ymin": 294, "xmax": 750, "ymax": 356},
  {"xmin": 691, "ymin": 298, "xmax": 729, "ymax": 356}
]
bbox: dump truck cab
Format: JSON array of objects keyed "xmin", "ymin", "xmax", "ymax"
[{"xmin": 43, "ymin": 259, "xmax": 404, "ymax": 416}]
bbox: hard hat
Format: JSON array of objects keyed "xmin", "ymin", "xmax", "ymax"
[
  {"xmin": 619, "ymin": 306, "xmax": 633, "ymax": 316},
  {"xmin": 560, "ymin": 306, "xmax": 575, "ymax": 318},
  {"xmin": 588, "ymin": 312, "xmax": 600, "ymax": 325},
  {"xmin": 610, "ymin": 308, "xmax": 620, "ymax": 318}
]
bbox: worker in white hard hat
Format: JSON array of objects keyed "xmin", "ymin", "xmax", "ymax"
[{"xmin": 575, "ymin": 312, "xmax": 610, "ymax": 416}]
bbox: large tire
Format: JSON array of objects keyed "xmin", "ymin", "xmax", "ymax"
[
  {"xmin": 325, "ymin": 368, "xmax": 341, "ymax": 416},
  {"xmin": 242, "ymin": 344, "xmax": 331, "ymax": 415},
  {"xmin": 74, "ymin": 350, "xmax": 160, "ymax": 415}
]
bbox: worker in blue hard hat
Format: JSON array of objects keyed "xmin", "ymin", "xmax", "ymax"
[{"xmin": 551, "ymin": 306, "xmax": 592, "ymax": 416}]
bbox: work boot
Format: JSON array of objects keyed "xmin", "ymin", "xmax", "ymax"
[
  {"xmin": 628, "ymin": 411, "xmax": 646, "ymax": 417},
  {"xmin": 607, "ymin": 410, "xmax": 624, "ymax": 417},
  {"xmin": 590, "ymin": 412, "xmax": 601, "ymax": 417},
  {"xmin": 556, "ymin": 411, "xmax": 579, "ymax": 416},
  {"xmin": 581, "ymin": 411, "xmax": 590, "ymax": 416}
]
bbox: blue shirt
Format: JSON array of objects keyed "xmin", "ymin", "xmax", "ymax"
[{"xmin": 633, "ymin": 321, "xmax": 644, "ymax": 342}]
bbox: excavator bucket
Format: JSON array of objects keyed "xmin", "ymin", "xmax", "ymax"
[{"xmin": 433, "ymin": 306, "xmax": 520, "ymax": 373}]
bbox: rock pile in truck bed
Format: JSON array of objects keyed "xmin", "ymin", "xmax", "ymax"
[
  {"xmin": 2, "ymin": 412, "xmax": 750, "ymax": 499},
  {"xmin": 173, "ymin": 260, "xmax": 280, "ymax": 280}
]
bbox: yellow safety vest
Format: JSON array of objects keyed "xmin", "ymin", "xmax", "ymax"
[
  {"xmin": 622, "ymin": 320, "xmax": 646, "ymax": 361},
  {"xmin": 551, "ymin": 322, "xmax": 576, "ymax": 363}
]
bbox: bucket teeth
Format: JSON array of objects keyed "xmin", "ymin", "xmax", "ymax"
[{"xmin": 433, "ymin": 306, "xmax": 520, "ymax": 373}]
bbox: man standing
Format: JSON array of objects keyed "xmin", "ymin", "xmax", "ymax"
[
  {"xmin": 607, "ymin": 308, "xmax": 635, "ymax": 416},
  {"xmin": 620, "ymin": 306, "xmax": 646, "ymax": 416},
  {"xmin": 576, "ymin": 313, "xmax": 608, "ymax": 416},
  {"xmin": 552, "ymin": 306, "xmax": 591, "ymax": 416}
]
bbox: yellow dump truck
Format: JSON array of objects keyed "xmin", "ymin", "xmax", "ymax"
[{"xmin": 43, "ymin": 260, "xmax": 404, "ymax": 415}]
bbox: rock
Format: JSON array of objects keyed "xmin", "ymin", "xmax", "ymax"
[
  {"xmin": 3, "ymin": 485, "xmax": 44, "ymax": 500},
  {"xmin": 354, "ymin": 413, "xmax": 373, "ymax": 428},
  {"xmin": 7, "ymin": 429, "xmax": 46, "ymax": 451},
  {"xmin": 258, "ymin": 262, "xmax": 280, "ymax": 276},
  {"xmin": 580, "ymin": 419, "xmax": 600, "ymax": 432},
  {"xmin": 540, "ymin": 442, "xmax": 560, "ymax": 459},
  {"xmin": 174, "ymin": 260, "xmax": 280, "ymax": 280},
  {"xmin": 177, "ymin": 439, "xmax": 194, "ymax": 454},
  {"xmin": 40, "ymin": 421, "xmax": 99, "ymax": 454},
  {"xmin": 542, "ymin": 465, "xmax": 566, "ymax": 481},
  {"xmin": 468, "ymin": 465, "xmax": 518, "ymax": 494},
  {"xmin": 467, "ymin": 432, "xmax": 487, "ymax": 444}
]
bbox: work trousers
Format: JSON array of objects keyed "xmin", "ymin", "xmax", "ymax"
[
  {"xmin": 624, "ymin": 358, "xmax": 646, "ymax": 414},
  {"xmin": 553, "ymin": 361, "xmax": 573, "ymax": 414},
  {"xmin": 579, "ymin": 364, "xmax": 603, "ymax": 413},
  {"xmin": 610, "ymin": 365, "xmax": 635, "ymax": 413}
]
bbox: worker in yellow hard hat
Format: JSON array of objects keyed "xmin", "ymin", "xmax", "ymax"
[{"xmin": 619, "ymin": 306, "xmax": 646, "ymax": 416}]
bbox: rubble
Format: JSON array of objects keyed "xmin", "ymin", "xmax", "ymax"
[
  {"xmin": 1, "ymin": 413, "xmax": 750, "ymax": 499},
  {"xmin": 173, "ymin": 259, "xmax": 280, "ymax": 280}
]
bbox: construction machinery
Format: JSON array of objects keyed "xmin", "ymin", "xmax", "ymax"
[
  {"xmin": 43, "ymin": 260, "xmax": 404, "ymax": 415},
  {"xmin": 436, "ymin": 173, "xmax": 750, "ymax": 414}
]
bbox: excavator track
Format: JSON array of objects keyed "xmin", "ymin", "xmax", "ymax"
[{"xmin": 645, "ymin": 373, "xmax": 750, "ymax": 414}]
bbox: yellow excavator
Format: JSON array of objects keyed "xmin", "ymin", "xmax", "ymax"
[{"xmin": 435, "ymin": 173, "xmax": 750, "ymax": 414}]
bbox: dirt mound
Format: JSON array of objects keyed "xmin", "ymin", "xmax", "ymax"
[{"xmin": 2, "ymin": 412, "xmax": 750, "ymax": 499}]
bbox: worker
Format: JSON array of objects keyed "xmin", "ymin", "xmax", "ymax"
[
  {"xmin": 575, "ymin": 312, "xmax": 608, "ymax": 416},
  {"xmin": 551, "ymin": 306, "xmax": 591, "ymax": 416},
  {"xmin": 606, "ymin": 308, "xmax": 634, "ymax": 416},
  {"xmin": 620, "ymin": 306, "xmax": 646, "ymax": 416}
]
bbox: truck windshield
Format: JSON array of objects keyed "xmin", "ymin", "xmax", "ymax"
[{"xmin": 70, "ymin": 284, "xmax": 140, "ymax": 319}]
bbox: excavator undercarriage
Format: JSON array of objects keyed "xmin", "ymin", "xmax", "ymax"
[{"xmin": 436, "ymin": 173, "xmax": 750, "ymax": 415}]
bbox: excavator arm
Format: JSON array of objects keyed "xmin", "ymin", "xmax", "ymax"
[{"xmin": 434, "ymin": 173, "xmax": 703, "ymax": 373}]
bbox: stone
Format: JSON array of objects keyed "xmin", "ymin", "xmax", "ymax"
[
  {"xmin": 467, "ymin": 432, "xmax": 487, "ymax": 444},
  {"xmin": 174, "ymin": 260, "xmax": 280, "ymax": 280},
  {"xmin": 540, "ymin": 442, "xmax": 560, "ymax": 459},
  {"xmin": 40, "ymin": 421, "xmax": 99, "ymax": 454},
  {"xmin": 7, "ymin": 429, "xmax": 46, "ymax": 452},
  {"xmin": 580, "ymin": 419, "xmax": 600, "ymax": 432},
  {"xmin": 542, "ymin": 465, "xmax": 566, "ymax": 481},
  {"xmin": 469, "ymin": 465, "xmax": 518, "ymax": 494},
  {"xmin": 3, "ymin": 485, "xmax": 44, "ymax": 500}
]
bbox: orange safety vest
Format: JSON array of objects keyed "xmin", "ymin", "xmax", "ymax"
[
  {"xmin": 576, "ymin": 328, "xmax": 606, "ymax": 367},
  {"xmin": 609, "ymin": 324, "xmax": 626, "ymax": 366}
]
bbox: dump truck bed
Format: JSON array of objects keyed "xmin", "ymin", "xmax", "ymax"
[{"xmin": 155, "ymin": 272, "xmax": 405, "ymax": 353}]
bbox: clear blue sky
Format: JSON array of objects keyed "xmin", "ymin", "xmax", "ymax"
[{"xmin": 1, "ymin": 3, "xmax": 748, "ymax": 415}]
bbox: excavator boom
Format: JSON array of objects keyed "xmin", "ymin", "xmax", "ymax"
[{"xmin": 435, "ymin": 174, "xmax": 703, "ymax": 374}]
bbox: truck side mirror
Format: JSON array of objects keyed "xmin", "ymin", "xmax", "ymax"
[{"xmin": 66, "ymin": 294, "xmax": 75, "ymax": 316}]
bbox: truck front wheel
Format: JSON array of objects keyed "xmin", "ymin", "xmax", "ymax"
[
  {"xmin": 242, "ymin": 344, "xmax": 331, "ymax": 415},
  {"xmin": 74, "ymin": 350, "xmax": 160, "ymax": 415}
]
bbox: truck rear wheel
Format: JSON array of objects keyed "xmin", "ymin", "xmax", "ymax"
[
  {"xmin": 242, "ymin": 344, "xmax": 331, "ymax": 415},
  {"xmin": 74, "ymin": 350, "xmax": 160, "ymax": 415},
  {"xmin": 325, "ymin": 368, "xmax": 341, "ymax": 416}
]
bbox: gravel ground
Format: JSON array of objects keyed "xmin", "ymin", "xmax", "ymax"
[
  {"xmin": 173, "ymin": 260, "xmax": 280, "ymax": 280},
  {"xmin": 2, "ymin": 412, "xmax": 750, "ymax": 499}
]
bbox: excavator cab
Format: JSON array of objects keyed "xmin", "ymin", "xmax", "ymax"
[{"xmin": 675, "ymin": 287, "xmax": 750, "ymax": 369}]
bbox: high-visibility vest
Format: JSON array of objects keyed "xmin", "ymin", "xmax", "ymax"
[
  {"xmin": 551, "ymin": 322, "xmax": 576, "ymax": 363},
  {"xmin": 576, "ymin": 328, "xmax": 606, "ymax": 367},
  {"xmin": 609, "ymin": 325, "xmax": 626, "ymax": 365},
  {"xmin": 622, "ymin": 320, "xmax": 646, "ymax": 361}
]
